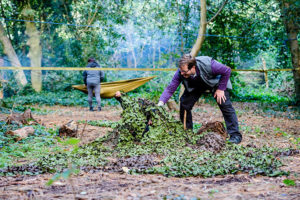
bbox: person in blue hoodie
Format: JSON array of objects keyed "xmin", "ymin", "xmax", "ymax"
[{"xmin": 83, "ymin": 58, "xmax": 104, "ymax": 111}]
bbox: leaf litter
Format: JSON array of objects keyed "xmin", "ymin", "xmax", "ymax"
[{"xmin": 0, "ymin": 95, "xmax": 299, "ymax": 199}]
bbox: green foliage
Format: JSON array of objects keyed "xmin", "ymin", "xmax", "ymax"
[
  {"xmin": 36, "ymin": 141, "xmax": 110, "ymax": 173},
  {"xmin": 20, "ymin": 95, "xmax": 293, "ymax": 178},
  {"xmin": 2, "ymin": 90, "xmax": 86, "ymax": 107},
  {"xmin": 18, "ymin": 84, "xmax": 36, "ymax": 96},
  {"xmin": 0, "ymin": 0, "xmax": 298, "ymax": 103},
  {"xmin": 46, "ymin": 164, "xmax": 79, "ymax": 186},
  {"xmin": 42, "ymin": 71, "xmax": 83, "ymax": 92},
  {"xmin": 143, "ymin": 145, "xmax": 288, "ymax": 177},
  {"xmin": 46, "ymin": 137, "xmax": 81, "ymax": 186},
  {"xmin": 0, "ymin": 122, "xmax": 58, "ymax": 169},
  {"xmin": 0, "ymin": 121, "xmax": 19, "ymax": 149},
  {"xmin": 78, "ymin": 120, "xmax": 118, "ymax": 128},
  {"xmin": 0, "ymin": 88, "xmax": 123, "ymax": 112},
  {"xmin": 1, "ymin": 95, "xmax": 298, "ymax": 178},
  {"xmin": 231, "ymin": 69, "xmax": 295, "ymax": 104},
  {"xmin": 1, "ymin": 0, "xmax": 299, "ymax": 178},
  {"xmin": 283, "ymin": 179, "xmax": 296, "ymax": 187},
  {"xmin": 232, "ymin": 86, "xmax": 290, "ymax": 103}
]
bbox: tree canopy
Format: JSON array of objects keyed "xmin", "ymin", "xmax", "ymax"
[{"xmin": 0, "ymin": 0, "xmax": 299, "ymax": 102}]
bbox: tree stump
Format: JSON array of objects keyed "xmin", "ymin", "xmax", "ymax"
[
  {"xmin": 6, "ymin": 109, "xmax": 38, "ymax": 126},
  {"xmin": 197, "ymin": 121, "xmax": 227, "ymax": 139},
  {"xmin": 195, "ymin": 121, "xmax": 228, "ymax": 152},
  {"xmin": 58, "ymin": 120, "xmax": 78, "ymax": 137},
  {"xmin": 6, "ymin": 126, "xmax": 35, "ymax": 141}
]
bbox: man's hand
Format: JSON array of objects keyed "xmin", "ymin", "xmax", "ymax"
[
  {"xmin": 214, "ymin": 89, "xmax": 226, "ymax": 104},
  {"xmin": 157, "ymin": 101, "xmax": 164, "ymax": 106}
]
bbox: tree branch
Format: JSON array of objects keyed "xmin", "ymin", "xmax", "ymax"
[
  {"xmin": 84, "ymin": 1, "xmax": 100, "ymax": 32},
  {"xmin": 207, "ymin": 0, "xmax": 228, "ymax": 24}
]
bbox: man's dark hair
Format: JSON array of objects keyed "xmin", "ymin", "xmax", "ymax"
[{"xmin": 179, "ymin": 54, "xmax": 196, "ymax": 70}]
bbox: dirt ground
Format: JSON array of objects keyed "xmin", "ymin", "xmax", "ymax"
[{"xmin": 0, "ymin": 102, "xmax": 299, "ymax": 200}]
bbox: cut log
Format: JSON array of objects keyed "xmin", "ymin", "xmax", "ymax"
[
  {"xmin": 6, "ymin": 126, "xmax": 35, "ymax": 141},
  {"xmin": 58, "ymin": 120, "xmax": 78, "ymax": 137},
  {"xmin": 6, "ymin": 109, "xmax": 38, "ymax": 126},
  {"xmin": 195, "ymin": 122, "xmax": 228, "ymax": 153}
]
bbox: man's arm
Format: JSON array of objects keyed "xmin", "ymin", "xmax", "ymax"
[
  {"xmin": 211, "ymin": 59, "xmax": 231, "ymax": 91},
  {"xmin": 211, "ymin": 59, "xmax": 231, "ymax": 104},
  {"xmin": 158, "ymin": 69, "xmax": 181, "ymax": 104}
]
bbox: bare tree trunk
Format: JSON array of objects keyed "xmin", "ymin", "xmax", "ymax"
[
  {"xmin": 190, "ymin": 0, "xmax": 228, "ymax": 57},
  {"xmin": 0, "ymin": 22, "xmax": 27, "ymax": 87},
  {"xmin": 22, "ymin": 5, "xmax": 42, "ymax": 92},
  {"xmin": 190, "ymin": 0, "xmax": 207, "ymax": 57},
  {"xmin": 279, "ymin": 0, "xmax": 300, "ymax": 104},
  {"xmin": 289, "ymin": 30, "xmax": 300, "ymax": 104}
]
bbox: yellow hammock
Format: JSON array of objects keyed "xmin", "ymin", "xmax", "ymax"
[{"xmin": 72, "ymin": 76, "xmax": 156, "ymax": 98}]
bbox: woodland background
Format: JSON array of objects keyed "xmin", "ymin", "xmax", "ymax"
[{"xmin": 0, "ymin": 0, "xmax": 299, "ymax": 107}]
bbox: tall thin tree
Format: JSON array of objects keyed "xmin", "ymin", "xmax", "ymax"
[
  {"xmin": 0, "ymin": 22, "xmax": 27, "ymax": 87},
  {"xmin": 22, "ymin": 4, "xmax": 42, "ymax": 92},
  {"xmin": 278, "ymin": 0, "xmax": 300, "ymax": 104}
]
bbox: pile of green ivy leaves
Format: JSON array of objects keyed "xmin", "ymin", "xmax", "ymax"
[
  {"xmin": 40, "ymin": 95, "xmax": 295, "ymax": 177},
  {"xmin": 1, "ymin": 95, "xmax": 295, "ymax": 177}
]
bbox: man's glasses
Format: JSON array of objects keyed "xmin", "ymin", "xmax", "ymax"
[{"xmin": 180, "ymin": 69, "xmax": 191, "ymax": 75}]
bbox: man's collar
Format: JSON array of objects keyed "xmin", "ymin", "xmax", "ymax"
[{"xmin": 191, "ymin": 67, "xmax": 200, "ymax": 78}]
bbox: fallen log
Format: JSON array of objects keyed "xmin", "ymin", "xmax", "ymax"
[{"xmin": 5, "ymin": 126, "xmax": 35, "ymax": 141}]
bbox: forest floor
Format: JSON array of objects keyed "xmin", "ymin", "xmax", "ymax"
[{"xmin": 0, "ymin": 101, "xmax": 299, "ymax": 200}]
